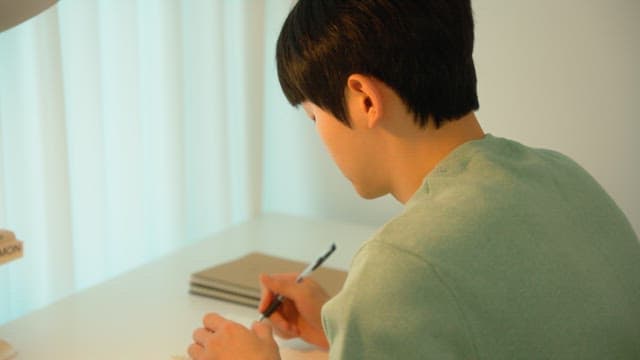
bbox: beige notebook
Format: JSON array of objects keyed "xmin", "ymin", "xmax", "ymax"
[{"xmin": 190, "ymin": 252, "xmax": 347, "ymax": 308}]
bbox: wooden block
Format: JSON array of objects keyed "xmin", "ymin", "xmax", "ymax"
[{"xmin": 0, "ymin": 229, "xmax": 23, "ymax": 266}]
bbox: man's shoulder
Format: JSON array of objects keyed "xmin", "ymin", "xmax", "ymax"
[
  {"xmin": 361, "ymin": 198, "xmax": 483, "ymax": 265},
  {"xmin": 358, "ymin": 134, "xmax": 624, "ymax": 269}
]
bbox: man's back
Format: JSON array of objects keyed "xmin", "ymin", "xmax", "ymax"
[{"xmin": 323, "ymin": 134, "xmax": 640, "ymax": 359}]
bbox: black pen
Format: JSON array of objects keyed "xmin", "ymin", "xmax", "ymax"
[{"xmin": 259, "ymin": 243, "xmax": 337, "ymax": 321}]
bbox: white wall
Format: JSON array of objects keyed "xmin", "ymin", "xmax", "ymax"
[{"xmin": 262, "ymin": 0, "xmax": 640, "ymax": 236}]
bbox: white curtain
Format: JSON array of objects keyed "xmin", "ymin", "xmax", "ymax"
[{"xmin": 0, "ymin": 0, "xmax": 300, "ymax": 325}]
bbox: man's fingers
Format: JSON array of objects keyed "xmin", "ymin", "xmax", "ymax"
[
  {"xmin": 187, "ymin": 342, "xmax": 204, "ymax": 359},
  {"xmin": 251, "ymin": 320, "xmax": 273, "ymax": 340},
  {"xmin": 259, "ymin": 274, "xmax": 276, "ymax": 312},
  {"xmin": 202, "ymin": 312, "xmax": 230, "ymax": 332},
  {"xmin": 259, "ymin": 273, "xmax": 298, "ymax": 313},
  {"xmin": 271, "ymin": 323, "xmax": 297, "ymax": 339},
  {"xmin": 259, "ymin": 273, "xmax": 300, "ymax": 302},
  {"xmin": 264, "ymin": 314, "xmax": 299, "ymax": 339},
  {"xmin": 192, "ymin": 327, "xmax": 211, "ymax": 346}
]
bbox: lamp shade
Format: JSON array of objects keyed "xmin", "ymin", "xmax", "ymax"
[{"xmin": 0, "ymin": 0, "xmax": 58, "ymax": 32}]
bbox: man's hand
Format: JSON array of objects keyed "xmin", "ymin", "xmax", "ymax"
[
  {"xmin": 188, "ymin": 313, "xmax": 280, "ymax": 360},
  {"xmin": 259, "ymin": 273, "xmax": 331, "ymax": 349}
]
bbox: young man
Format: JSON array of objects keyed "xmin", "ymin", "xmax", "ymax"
[{"xmin": 188, "ymin": 1, "xmax": 640, "ymax": 359}]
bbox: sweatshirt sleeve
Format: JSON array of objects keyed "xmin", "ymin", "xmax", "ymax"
[{"xmin": 321, "ymin": 241, "xmax": 477, "ymax": 360}]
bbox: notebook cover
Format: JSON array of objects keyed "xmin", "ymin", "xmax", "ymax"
[{"xmin": 190, "ymin": 252, "xmax": 348, "ymax": 305}]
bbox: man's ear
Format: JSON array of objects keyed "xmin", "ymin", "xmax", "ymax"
[{"xmin": 346, "ymin": 74, "xmax": 384, "ymax": 129}]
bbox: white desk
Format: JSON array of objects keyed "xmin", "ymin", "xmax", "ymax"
[{"xmin": 0, "ymin": 214, "xmax": 377, "ymax": 359}]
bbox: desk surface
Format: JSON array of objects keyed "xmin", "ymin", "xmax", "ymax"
[{"xmin": 0, "ymin": 213, "xmax": 377, "ymax": 359}]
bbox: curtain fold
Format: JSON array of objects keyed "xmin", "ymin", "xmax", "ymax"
[{"xmin": 0, "ymin": 0, "xmax": 276, "ymax": 325}]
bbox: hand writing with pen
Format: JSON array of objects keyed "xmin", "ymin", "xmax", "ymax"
[{"xmin": 188, "ymin": 245, "xmax": 336, "ymax": 360}]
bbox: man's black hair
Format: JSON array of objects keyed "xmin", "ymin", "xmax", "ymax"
[{"xmin": 276, "ymin": 0, "xmax": 479, "ymax": 128}]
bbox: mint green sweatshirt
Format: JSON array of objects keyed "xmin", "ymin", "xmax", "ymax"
[{"xmin": 322, "ymin": 135, "xmax": 640, "ymax": 359}]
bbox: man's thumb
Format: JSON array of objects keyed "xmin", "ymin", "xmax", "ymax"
[{"xmin": 259, "ymin": 273, "xmax": 294, "ymax": 295}]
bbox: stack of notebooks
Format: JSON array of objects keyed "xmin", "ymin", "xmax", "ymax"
[{"xmin": 190, "ymin": 252, "xmax": 348, "ymax": 308}]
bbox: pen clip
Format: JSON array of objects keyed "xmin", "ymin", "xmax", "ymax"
[{"xmin": 311, "ymin": 243, "xmax": 336, "ymax": 271}]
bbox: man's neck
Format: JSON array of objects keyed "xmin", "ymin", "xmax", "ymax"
[{"xmin": 386, "ymin": 112, "xmax": 484, "ymax": 204}]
